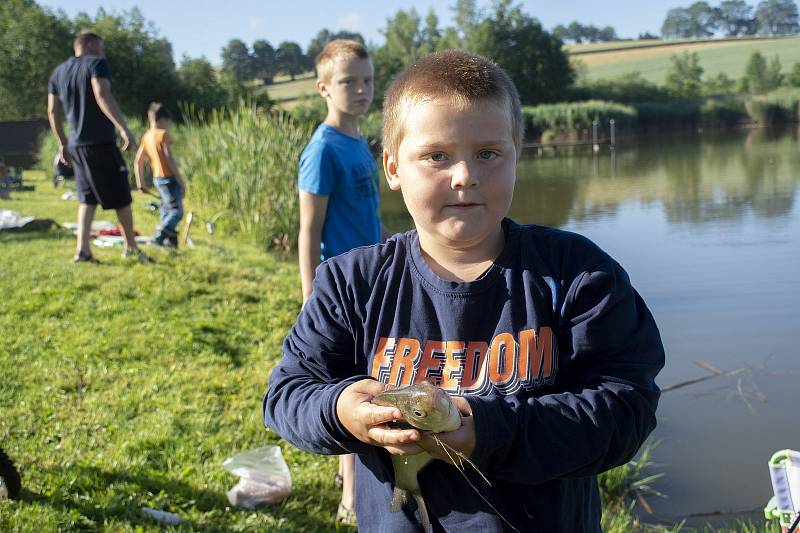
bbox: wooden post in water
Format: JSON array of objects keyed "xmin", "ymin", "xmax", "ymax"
[
  {"xmin": 592, "ymin": 119, "xmax": 599, "ymax": 153},
  {"xmin": 610, "ymin": 119, "xmax": 616, "ymax": 150}
]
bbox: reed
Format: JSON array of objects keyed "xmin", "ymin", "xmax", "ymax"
[
  {"xmin": 745, "ymin": 88, "xmax": 800, "ymax": 124},
  {"xmin": 523, "ymin": 101, "xmax": 637, "ymax": 140},
  {"xmin": 178, "ymin": 100, "xmax": 314, "ymax": 249}
]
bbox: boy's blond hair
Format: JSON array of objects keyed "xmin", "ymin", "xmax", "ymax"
[
  {"xmin": 315, "ymin": 39, "xmax": 369, "ymax": 83},
  {"xmin": 382, "ymin": 50, "xmax": 523, "ymax": 157}
]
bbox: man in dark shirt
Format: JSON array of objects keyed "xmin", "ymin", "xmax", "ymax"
[{"xmin": 47, "ymin": 31, "xmax": 148, "ymax": 263}]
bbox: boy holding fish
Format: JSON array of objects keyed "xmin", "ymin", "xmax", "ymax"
[{"xmin": 264, "ymin": 50, "xmax": 665, "ymax": 532}]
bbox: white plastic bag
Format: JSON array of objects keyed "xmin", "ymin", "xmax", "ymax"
[{"xmin": 223, "ymin": 446, "xmax": 292, "ymax": 508}]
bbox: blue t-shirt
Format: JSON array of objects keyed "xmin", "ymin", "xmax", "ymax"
[
  {"xmin": 48, "ymin": 55, "xmax": 116, "ymax": 147},
  {"xmin": 298, "ymin": 124, "xmax": 381, "ymax": 260},
  {"xmin": 264, "ymin": 220, "xmax": 665, "ymax": 532}
]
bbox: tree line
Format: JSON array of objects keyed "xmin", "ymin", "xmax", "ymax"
[
  {"xmin": 661, "ymin": 0, "xmax": 800, "ymax": 39},
  {"xmin": 0, "ymin": 0, "xmax": 577, "ymax": 122},
  {"xmin": 0, "ymin": 0, "xmax": 266, "ymax": 121}
]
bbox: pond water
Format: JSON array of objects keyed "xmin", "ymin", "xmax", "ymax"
[{"xmin": 382, "ymin": 126, "xmax": 800, "ymax": 523}]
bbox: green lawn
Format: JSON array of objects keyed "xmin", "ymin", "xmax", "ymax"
[
  {"xmin": 0, "ymin": 171, "xmax": 773, "ymax": 531},
  {"xmin": 573, "ymin": 35, "xmax": 800, "ymax": 83},
  {"xmin": 0, "ymin": 171, "xmax": 345, "ymax": 531},
  {"xmin": 259, "ymin": 73, "xmax": 317, "ymax": 107}
]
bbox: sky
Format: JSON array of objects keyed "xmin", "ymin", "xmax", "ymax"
[{"xmin": 39, "ymin": 0, "xmax": 695, "ymax": 65}]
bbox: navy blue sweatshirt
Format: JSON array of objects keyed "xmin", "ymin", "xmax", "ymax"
[{"xmin": 263, "ymin": 219, "xmax": 664, "ymax": 532}]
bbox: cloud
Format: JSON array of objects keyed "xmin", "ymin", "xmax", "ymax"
[{"xmin": 337, "ymin": 13, "xmax": 363, "ymax": 32}]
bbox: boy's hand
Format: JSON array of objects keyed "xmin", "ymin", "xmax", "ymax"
[
  {"xmin": 336, "ymin": 379, "xmax": 424, "ymax": 455},
  {"xmin": 416, "ymin": 396, "xmax": 477, "ymax": 463}
]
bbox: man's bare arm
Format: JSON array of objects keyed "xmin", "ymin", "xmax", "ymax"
[
  {"xmin": 298, "ymin": 191, "xmax": 329, "ymax": 303},
  {"xmin": 47, "ymin": 93, "xmax": 70, "ymax": 165},
  {"xmin": 90, "ymin": 77, "xmax": 136, "ymax": 151},
  {"xmin": 133, "ymin": 144, "xmax": 149, "ymax": 192}
]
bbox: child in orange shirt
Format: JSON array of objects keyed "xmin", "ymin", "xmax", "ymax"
[{"xmin": 134, "ymin": 102, "xmax": 185, "ymax": 247}]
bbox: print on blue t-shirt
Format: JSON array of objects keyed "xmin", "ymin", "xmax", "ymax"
[{"xmin": 298, "ymin": 124, "xmax": 381, "ymax": 260}]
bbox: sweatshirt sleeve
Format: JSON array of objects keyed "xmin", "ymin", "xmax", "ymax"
[
  {"xmin": 262, "ymin": 262, "xmax": 375, "ymax": 455},
  {"xmin": 468, "ymin": 255, "xmax": 664, "ymax": 485}
]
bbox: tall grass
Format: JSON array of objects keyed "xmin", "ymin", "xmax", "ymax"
[
  {"xmin": 745, "ymin": 88, "xmax": 800, "ymax": 124},
  {"xmin": 179, "ymin": 101, "xmax": 314, "ymax": 249},
  {"xmin": 523, "ymin": 100, "xmax": 638, "ymax": 140}
]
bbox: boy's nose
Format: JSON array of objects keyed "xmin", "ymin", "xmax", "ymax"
[{"xmin": 450, "ymin": 161, "xmax": 478, "ymax": 189}]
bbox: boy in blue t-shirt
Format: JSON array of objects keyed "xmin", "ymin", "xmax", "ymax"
[
  {"xmin": 265, "ymin": 51, "xmax": 665, "ymax": 532},
  {"xmin": 296, "ymin": 38, "xmax": 385, "ymax": 524}
]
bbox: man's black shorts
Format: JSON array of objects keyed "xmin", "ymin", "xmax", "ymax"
[{"xmin": 68, "ymin": 143, "xmax": 132, "ymax": 209}]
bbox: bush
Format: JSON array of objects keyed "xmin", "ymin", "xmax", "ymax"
[
  {"xmin": 570, "ymin": 72, "xmax": 670, "ymax": 104},
  {"xmin": 523, "ymin": 100, "xmax": 637, "ymax": 140},
  {"xmin": 745, "ymin": 88, "xmax": 800, "ymax": 124},
  {"xmin": 179, "ymin": 100, "xmax": 314, "ymax": 249},
  {"xmin": 699, "ymin": 97, "xmax": 748, "ymax": 127}
]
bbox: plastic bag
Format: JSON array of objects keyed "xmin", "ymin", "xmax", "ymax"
[{"xmin": 223, "ymin": 446, "xmax": 292, "ymax": 508}]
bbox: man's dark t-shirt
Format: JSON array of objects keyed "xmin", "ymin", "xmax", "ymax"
[{"xmin": 48, "ymin": 55, "xmax": 116, "ymax": 147}]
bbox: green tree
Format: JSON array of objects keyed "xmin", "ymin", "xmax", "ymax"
[
  {"xmin": 275, "ymin": 41, "xmax": 305, "ymax": 80},
  {"xmin": 703, "ymin": 72, "xmax": 737, "ymax": 95},
  {"xmin": 177, "ymin": 56, "xmax": 227, "ymax": 110},
  {"xmin": 251, "ymin": 39, "xmax": 275, "ymax": 84},
  {"xmin": 788, "ymin": 62, "xmax": 800, "ymax": 87},
  {"xmin": 451, "ymin": 0, "xmax": 478, "ymax": 45},
  {"xmin": 685, "ymin": 1, "xmax": 720, "ymax": 37},
  {"xmin": 718, "ymin": 0, "xmax": 755, "ymax": 36},
  {"xmin": 371, "ymin": 9, "xmax": 424, "ymax": 105},
  {"xmin": 419, "ymin": 9, "xmax": 442, "ymax": 54},
  {"xmin": 740, "ymin": 51, "xmax": 783, "ymax": 92},
  {"xmin": 661, "ymin": 8, "xmax": 693, "ymax": 38},
  {"xmin": 664, "ymin": 52, "xmax": 704, "ymax": 99},
  {"xmin": 221, "ymin": 39, "xmax": 252, "ymax": 82},
  {"xmin": 765, "ymin": 55, "xmax": 784, "ymax": 87},
  {"xmin": 754, "ymin": 0, "xmax": 800, "ymax": 35},
  {"xmin": 467, "ymin": 1, "xmax": 574, "ymax": 105},
  {"xmin": 0, "ymin": 0, "xmax": 72, "ymax": 120},
  {"xmin": 305, "ymin": 29, "xmax": 365, "ymax": 71},
  {"xmin": 72, "ymin": 7, "xmax": 181, "ymax": 116}
]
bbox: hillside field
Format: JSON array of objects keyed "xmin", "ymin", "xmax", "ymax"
[{"xmin": 569, "ymin": 35, "xmax": 800, "ymax": 83}]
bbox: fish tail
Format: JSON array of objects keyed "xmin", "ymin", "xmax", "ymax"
[
  {"xmin": 391, "ymin": 487, "xmax": 408, "ymax": 513},
  {"xmin": 413, "ymin": 493, "xmax": 432, "ymax": 533}
]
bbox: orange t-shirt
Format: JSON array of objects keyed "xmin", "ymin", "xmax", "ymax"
[{"xmin": 141, "ymin": 128, "xmax": 172, "ymax": 178}]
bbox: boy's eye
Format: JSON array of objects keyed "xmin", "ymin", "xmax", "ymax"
[
  {"xmin": 478, "ymin": 150, "xmax": 498, "ymax": 160},
  {"xmin": 429, "ymin": 152, "xmax": 447, "ymax": 162}
]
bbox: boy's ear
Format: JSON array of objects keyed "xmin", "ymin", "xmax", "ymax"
[
  {"xmin": 316, "ymin": 78, "xmax": 329, "ymax": 98},
  {"xmin": 383, "ymin": 149, "xmax": 401, "ymax": 191}
]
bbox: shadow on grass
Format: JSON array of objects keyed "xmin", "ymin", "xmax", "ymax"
[
  {"xmin": 0, "ymin": 224, "xmax": 66, "ymax": 244},
  {"xmin": 191, "ymin": 323, "xmax": 243, "ymax": 367},
  {"xmin": 19, "ymin": 462, "xmax": 336, "ymax": 531}
]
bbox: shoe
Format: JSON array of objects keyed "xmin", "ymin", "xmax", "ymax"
[
  {"xmin": 336, "ymin": 503, "xmax": 357, "ymax": 527},
  {"xmin": 121, "ymin": 248, "xmax": 154, "ymax": 263},
  {"xmin": 72, "ymin": 250, "xmax": 100, "ymax": 263},
  {"xmin": 165, "ymin": 229, "xmax": 179, "ymax": 248}
]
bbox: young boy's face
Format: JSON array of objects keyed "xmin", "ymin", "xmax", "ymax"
[
  {"xmin": 318, "ymin": 57, "xmax": 374, "ymax": 118},
  {"xmin": 384, "ymin": 96, "xmax": 516, "ymax": 251}
]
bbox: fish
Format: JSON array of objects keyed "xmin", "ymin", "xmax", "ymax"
[{"xmin": 372, "ymin": 380, "xmax": 462, "ymax": 532}]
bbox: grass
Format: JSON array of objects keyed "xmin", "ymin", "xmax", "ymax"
[
  {"xmin": 0, "ymin": 171, "xmax": 777, "ymax": 531},
  {"xmin": 574, "ymin": 35, "xmax": 800, "ymax": 83},
  {"xmin": 257, "ymin": 74, "xmax": 317, "ymax": 109}
]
